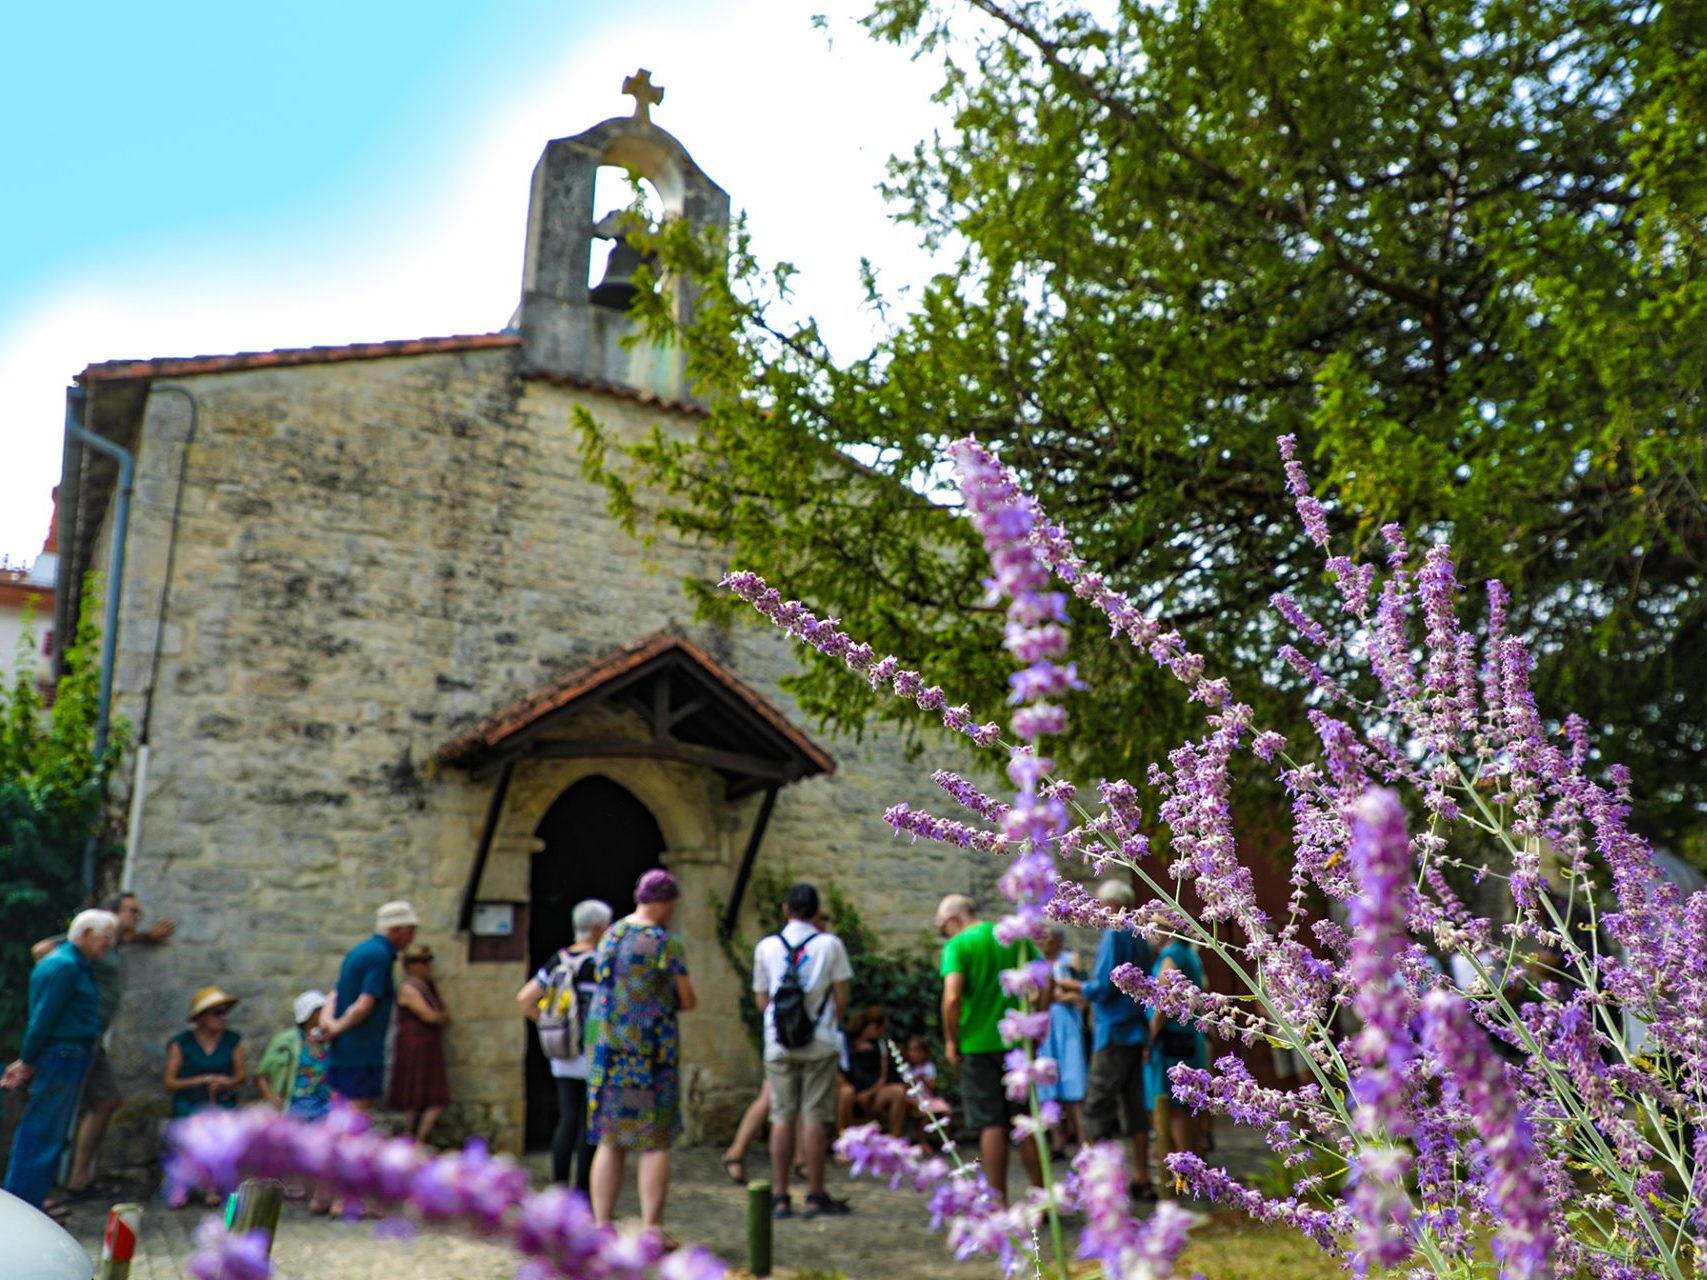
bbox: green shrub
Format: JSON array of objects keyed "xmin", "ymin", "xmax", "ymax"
[{"xmin": 0, "ymin": 577, "xmax": 125, "ymax": 1054}]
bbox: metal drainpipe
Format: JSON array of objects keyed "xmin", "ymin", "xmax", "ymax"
[{"xmin": 63, "ymin": 385, "xmax": 134, "ymax": 894}]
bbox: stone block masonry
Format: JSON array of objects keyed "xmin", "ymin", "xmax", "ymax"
[{"xmin": 88, "ymin": 345, "xmax": 999, "ymax": 1167}]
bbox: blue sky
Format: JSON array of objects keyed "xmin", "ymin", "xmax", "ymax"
[{"xmin": 0, "ymin": 0, "xmax": 944, "ymax": 562}]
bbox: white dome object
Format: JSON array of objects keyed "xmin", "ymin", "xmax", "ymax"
[{"xmin": 0, "ymin": 1190, "xmax": 94, "ymax": 1279}]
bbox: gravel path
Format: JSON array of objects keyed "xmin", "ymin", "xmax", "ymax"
[{"xmin": 65, "ymin": 1128, "xmax": 1268, "ymax": 1279}]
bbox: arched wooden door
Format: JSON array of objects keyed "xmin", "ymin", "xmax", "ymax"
[{"xmin": 524, "ymin": 775, "xmax": 666, "ymax": 1150}]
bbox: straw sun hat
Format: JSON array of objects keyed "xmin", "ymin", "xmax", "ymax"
[{"xmin": 187, "ymin": 985, "xmax": 239, "ymax": 1021}]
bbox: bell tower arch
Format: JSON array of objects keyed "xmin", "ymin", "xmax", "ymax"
[{"xmin": 518, "ymin": 69, "xmax": 730, "ymax": 405}]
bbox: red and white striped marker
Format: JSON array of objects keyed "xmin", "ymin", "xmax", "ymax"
[{"xmin": 99, "ymin": 1204, "xmax": 142, "ymax": 1279}]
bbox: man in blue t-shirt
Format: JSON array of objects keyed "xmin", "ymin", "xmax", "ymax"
[
  {"xmin": 322, "ymin": 900, "xmax": 418, "ymax": 1109},
  {"xmin": 1080, "ymin": 879, "xmax": 1158, "ymax": 1198}
]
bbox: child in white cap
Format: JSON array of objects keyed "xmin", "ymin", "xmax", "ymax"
[{"xmin": 286, "ymin": 990, "xmax": 332, "ymax": 1124}]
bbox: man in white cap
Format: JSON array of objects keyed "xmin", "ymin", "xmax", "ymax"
[{"xmin": 322, "ymin": 900, "xmax": 417, "ymax": 1111}]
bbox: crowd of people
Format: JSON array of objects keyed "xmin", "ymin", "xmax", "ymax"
[{"xmin": 2, "ymin": 869, "xmax": 1219, "ymax": 1243}]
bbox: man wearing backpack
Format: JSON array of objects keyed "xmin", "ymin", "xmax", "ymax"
[{"xmin": 752, "ymin": 882, "xmax": 852, "ymax": 1219}]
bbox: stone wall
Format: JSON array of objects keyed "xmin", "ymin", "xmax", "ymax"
[{"xmin": 86, "ymin": 347, "xmax": 996, "ymax": 1166}]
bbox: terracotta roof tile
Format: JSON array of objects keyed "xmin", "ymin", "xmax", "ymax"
[
  {"xmin": 436, "ymin": 630, "xmax": 833, "ymax": 776},
  {"xmin": 75, "ymin": 333, "xmax": 709, "ymax": 417},
  {"xmin": 78, "ymin": 333, "xmax": 521, "ymax": 383}
]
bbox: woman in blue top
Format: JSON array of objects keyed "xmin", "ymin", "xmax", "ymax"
[
  {"xmin": 1144, "ymin": 939, "xmax": 1206, "ymax": 1180},
  {"xmin": 164, "ymin": 985, "xmax": 247, "ymax": 1119}
]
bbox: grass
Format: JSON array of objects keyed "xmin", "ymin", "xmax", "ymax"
[{"xmin": 1175, "ymin": 1215, "xmax": 1344, "ymax": 1280}]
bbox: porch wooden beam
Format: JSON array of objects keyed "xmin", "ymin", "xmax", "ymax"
[
  {"xmin": 524, "ymin": 736, "xmax": 797, "ymax": 781},
  {"xmin": 457, "ymin": 756, "xmax": 516, "ymax": 932},
  {"xmin": 722, "ymin": 785, "xmax": 781, "ymax": 938}
]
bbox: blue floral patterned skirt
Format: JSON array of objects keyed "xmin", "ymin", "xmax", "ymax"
[{"xmin": 587, "ymin": 1047, "xmax": 680, "ymax": 1152}]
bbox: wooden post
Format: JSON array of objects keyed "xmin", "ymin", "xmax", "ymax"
[
  {"xmin": 747, "ymin": 1179, "xmax": 772, "ymax": 1277},
  {"xmin": 226, "ymin": 1178, "xmax": 285, "ymax": 1252}
]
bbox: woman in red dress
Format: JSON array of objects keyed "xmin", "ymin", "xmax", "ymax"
[{"xmin": 389, "ymin": 943, "xmax": 451, "ymax": 1143}]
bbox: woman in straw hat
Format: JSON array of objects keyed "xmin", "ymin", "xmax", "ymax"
[
  {"xmin": 163, "ymin": 986, "xmax": 247, "ymax": 1119},
  {"xmin": 389, "ymin": 943, "xmax": 451, "ymax": 1145}
]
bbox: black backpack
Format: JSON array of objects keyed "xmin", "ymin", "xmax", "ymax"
[{"xmin": 768, "ymin": 932, "xmax": 822, "ymax": 1050}]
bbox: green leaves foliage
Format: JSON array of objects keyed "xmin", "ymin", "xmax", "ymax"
[
  {"xmin": 0, "ymin": 577, "xmax": 124, "ymax": 1052},
  {"xmin": 587, "ymin": 0, "xmax": 1707, "ymax": 859}
]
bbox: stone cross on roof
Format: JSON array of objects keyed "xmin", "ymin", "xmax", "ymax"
[{"xmin": 622, "ymin": 69, "xmax": 664, "ymax": 126}]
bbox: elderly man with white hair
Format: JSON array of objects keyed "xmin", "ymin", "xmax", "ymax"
[
  {"xmin": 1079, "ymin": 878, "xmax": 1160, "ymax": 1200},
  {"xmin": 2, "ymin": 908, "xmax": 119, "ymax": 1215}
]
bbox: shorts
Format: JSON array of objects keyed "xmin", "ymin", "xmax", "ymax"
[
  {"xmin": 765, "ymin": 1054, "xmax": 838, "ymax": 1124},
  {"xmin": 1084, "ymin": 1043, "xmax": 1148, "ymax": 1140},
  {"xmin": 959, "ymin": 1051, "xmax": 1023, "ymax": 1132},
  {"xmin": 82, "ymin": 1045, "xmax": 119, "ymax": 1103},
  {"xmin": 328, "ymin": 1065, "xmax": 385, "ymax": 1101}
]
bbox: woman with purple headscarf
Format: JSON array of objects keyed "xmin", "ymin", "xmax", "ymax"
[{"xmin": 585, "ymin": 868, "xmax": 697, "ymax": 1240}]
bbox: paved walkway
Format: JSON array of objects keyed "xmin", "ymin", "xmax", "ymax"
[{"xmin": 66, "ymin": 1128, "xmax": 1268, "ymax": 1279}]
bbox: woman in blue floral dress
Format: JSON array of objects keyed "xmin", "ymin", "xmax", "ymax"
[{"xmin": 586, "ymin": 869, "xmax": 696, "ymax": 1236}]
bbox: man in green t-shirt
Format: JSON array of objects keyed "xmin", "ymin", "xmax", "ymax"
[{"xmin": 935, "ymin": 894, "xmax": 1046, "ymax": 1205}]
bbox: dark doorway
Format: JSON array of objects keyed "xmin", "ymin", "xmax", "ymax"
[{"xmin": 525, "ymin": 775, "xmax": 666, "ymax": 1150}]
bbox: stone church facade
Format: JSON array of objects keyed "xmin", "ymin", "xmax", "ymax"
[{"xmin": 51, "ymin": 92, "xmax": 984, "ymax": 1161}]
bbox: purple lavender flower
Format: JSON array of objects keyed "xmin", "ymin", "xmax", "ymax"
[
  {"xmin": 1001, "ymin": 1049, "xmax": 1058, "ymax": 1101},
  {"xmin": 1343, "ymin": 788, "xmax": 1418, "ymax": 1271},
  {"xmin": 1421, "ymin": 989, "xmax": 1555, "ymax": 1280},
  {"xmin": 187, "ymin": 1220, "xmax": 273, "ymax": 1280},
  {"xmin": 997, "ymin": 1009, "xmax": 1051, "ymax": 1044},
  {"xmin": 1276, "ymin": 434, "xmax": 1331, "ymax": 547},
  {"xmin": 721, "ymin": 571, "xmax": 1001, "ymax": 746},
  {"xmin": 883, "ymin": 803, "xmax": 1006, "ymax": 854},
  {"xmin": 1072, "ymin": 1144, "xmax": 1199, "ymax": 1277}
]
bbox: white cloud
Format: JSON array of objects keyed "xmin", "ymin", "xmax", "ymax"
[{"xmin": 0, "ymin": 0, "xmax": 948, "ymax": 561}]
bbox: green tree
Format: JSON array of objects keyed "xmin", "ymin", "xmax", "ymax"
[
  {"xmin": 0, "ymin": 578, "xmax": 124, "ymax": 1052},
  {"xmin": 586, "ymin": 0, "xmax": 1707, "ymax": 858}
]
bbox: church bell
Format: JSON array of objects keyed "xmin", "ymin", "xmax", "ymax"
[{"xmin": 589, "ymin": 235, "xmax": 654, "ymax": 312}]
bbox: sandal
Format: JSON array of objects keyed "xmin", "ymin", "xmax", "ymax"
[
  {"xmin": 719, "ymin": 1155, "xmax": 746, "ymax": 1184},
  {"xmin": 771, "ymin": 1193, "xmax": 793, "ymax": 1219},
  {"xmin": 39, "ymin": 1199, "xmax": 72, "ymax": 1224},
  {"xmin": 804, "ymin": 1193, "xmax": 852, "ymax": 1219}
]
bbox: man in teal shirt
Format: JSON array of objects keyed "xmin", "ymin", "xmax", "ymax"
[
  {"xmin": 322, "ymin": 900, "xmax": 417, "ymax": 1109},
  {"xmin": 935, "ymin": 894, "xmax": 1045, "ymax": 1206},
  {"xmin": 2, "ymin": 909, "xmax": 118, "ymax": 1213}
]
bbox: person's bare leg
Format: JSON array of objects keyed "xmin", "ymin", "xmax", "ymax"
[
  {"xmin": 1016, "ymin": 1132, "xmax": 1043, "ymax": 1188},
  {"xmin": 881, "ymin": 1084, "xmax": 908, "ymax": 1136},
  {"xmin": 416, "ymin": 1106, "xmax": 444, "ymax": 1145},
  {"xmin": 769, "ymin": 1108, "xmax": 796, "ymax": 1200},
  {"xmin": 1169, "ymin": 1104, "xmax": 1195, "ymax": 1165},
  {"xmin": 590, "ymin": 1140, "xmax": 625, "ymax": 1224},
  {"xmin": 1130, "ymin": 1128, "xmax": 1152, "ymax": 1190},
  {"xmin": 724, "ymin": 1086, "xmax": 770, "ymax": 1166},
  {"xmin": 979, "ymin": 1127, "xmax": 1010, "ymax": 1206},
  {"xmin": 637, "ymin": 1150, "xmax": 670, "ymax": 1230},
  {"xmin": 835, "ymin": 1081, "xmax": 854, "ymax": 1133},
  {"xmin": 67, "ymin": 1095, "xmax": 122, "ymax": 1189},
  {"xmin": 800, "ymin": 1118, "xmax": 828, "ymax": 1197},
  {"xmin": 331, "ymin": 1096, "xmax": 376, "ymax": 1215},
  {"xmin": 1153, "ymin": 1100, "xmax": 1174, "ymax": 1195},
  {"xmin": 1063, "ymin": 1100, "xmax": 1084, "ymax": 1147}
]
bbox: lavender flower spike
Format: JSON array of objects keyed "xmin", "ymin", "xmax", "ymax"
[
  {"xmin": 1421, "ymin": 989, "xmax": 1555, "ymax": 1280},
  {"xmin": 1344, "ymin": 787, "xmax": 1418, "ymax": 1272},
  {"xmin": 721, "ymin": 571, "xmax": 1002, "ymax": 747}
]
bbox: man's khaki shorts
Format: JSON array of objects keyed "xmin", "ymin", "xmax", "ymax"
[{"xmin": 765, "ymin": 1053, "xmax": 839, "ymax": 1124}]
